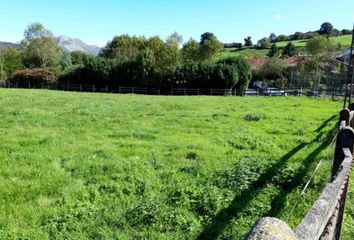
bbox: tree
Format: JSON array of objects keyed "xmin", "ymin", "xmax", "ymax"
[
  {"xmin": 306, "ymin": 36, "xmax": 332, "ymax": 55},
  {"xmin": 199, "ymin": 33, "xmax": 223, "ymax": 61},
  {"xmin": 244, "ymin": 36, "xmax": 253, "ymax": 48},
  {"xmin": 234, "ymin": 42, "xmax": 243, "ymax": 49},
  {"xmin": 341, "ymin": 29, "xmax": 352, "ymax": 35},
  {"xmin": 304, "ymin": 31, "xmax": 320, "ymax": 39},
  {"xmin": 0, "ymin": 47, "xmax": 22, "ymax": 79},
  {"xmin": 22, "ymin": 23, "xmax": 62, "ymax": 69},
  {"xmin": 269, "ymin": 33, "xmax": 277, "ymax": 42},
  {"xmin": 146, "ymin": 36, "xmax": 180, "ymax": 77},
  {"xmin": 267, "ymin": 44, "xmax": 279, "ymax": 57},
  {"xmin": 60, "ymin": 54, "xmax": 73, "ymax": 73},
  {"xmin": 282, "ymin": 42, "xmax": 296, "ymax": 57},
  {"xmin": 299, "ymin": 35, "xmax": 333, "ymax": 88},
  {"xmin": 22, "ymin": 37, "xmax": 63, "ymax": 69},
  {"xmin": 99, "ymin": 34, "xmax": 145, "ymax": 61},
  {"xmin": 136, "ymin": 48, "xmax": 156, "ymax": 86},
  {"xmin": 319, "ymin": 22, "xmax": 333, "ymax": 36},
  {"xmin": 224, "ymin": 42, "xmax": 242, "ymax": 49},
  {"xmin": 70, "ymin": 51, "xmax": 95, "ymax": 65},
  {"xmin": 24, "ymin": 23, "xmax": 53, "ymax": 41},
  {"xmin": 332, "ymin": 29, "xmax": 341, "ymax": 37},
  {"xmin": 166, "ymin": 32, "xmax": 183, "ymax": 48},
  {"xmin": 259, "ymin": 58, "xmax": 287, "ymax": 87},
  {"xmin": 276, "ymin": 35, "xmax": 288, "ymax": 42},
  {"xmin": 292, "ymin": 32, "xmax": 304, "ymax": 40},
  {"xmin": 0, "ymin": 56, "xmax": 5, "ymax": 81},
  {"xmin": 218, "ymin": 57, "xmax": 252, "ymax": 91},
  {"xmin": 257, "ymin": 37, "xmax": 271, "ymax": 49},
  {"xmin": 214, "ymin": 63, "xmax": 239, "ymax": 89},
  {"xmin": 181, "ymin": 39, "xmax": 200, "ymax": 63},
  {"xmin": 200, "ymin": 32, "xmax": 215, "ymax": 45}
]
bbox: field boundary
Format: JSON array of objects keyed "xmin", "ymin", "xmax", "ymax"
[
  {"xmin": 245, "ymin": 108, "xmax": 354, "ymax": 240},
  {"xmin": 0, "ymin": 83, "xmax": 348, "ymax": 98}
]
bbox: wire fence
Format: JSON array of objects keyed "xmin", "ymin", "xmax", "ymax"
[{"xmin": 0, "ymin": 82, "xmax": 351, "ymax": 99}]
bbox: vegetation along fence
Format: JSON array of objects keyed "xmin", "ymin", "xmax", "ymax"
[
  {"xmin": 0, "ymin": 82, "xmax": 349, "ymax": 98},
  {"xmin": 244, "ymin": 107, "xmax": 354, "ymax": 240}
]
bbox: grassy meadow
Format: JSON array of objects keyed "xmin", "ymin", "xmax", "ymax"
[
  {"xmin": 219, "ymin": 48, "xmax": 269, "ymax": 59},
  {"xmin": 220, "ymin": 34, "xmax": 352, "ymax": 59},
  {"xmin": 0, "ymin": 89, "xmax": 352, "ymax": 239}
]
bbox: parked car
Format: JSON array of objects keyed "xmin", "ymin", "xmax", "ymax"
[
  {"xmin": 262, "ymin": 88, "xmax": 285, "ymax": 96},
  {"xmin": 306, "ymin": 90, "xmax": 319, "ymax": 97}
]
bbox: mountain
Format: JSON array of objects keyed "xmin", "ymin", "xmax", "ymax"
[
  {"xmin": 1, "ymin": 36, "xmax": 100, "ymax": 56},
  {"xmin": 0, "ymin": 41, "xmax": 20, "ymax": 49},
  {"xmin": 57, "ymin": 36, "xmax": 100, "ymax": 56}
]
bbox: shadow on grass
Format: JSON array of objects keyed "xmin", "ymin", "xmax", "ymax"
[
  {"xmin": 315, "ymin": 115, "xmax": 336, "ymax": 133},
  {"xmin": 197, "ymin": 116, "xmax": 337, "ymax": 240},
  {"xmin": 266, "ymin": 125, "xmax": 337, "ymax": 218}
]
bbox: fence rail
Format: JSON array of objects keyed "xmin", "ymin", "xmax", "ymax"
[
  {"xmin": 245, "ymin": 108, "xmax": 354, "ymax": 240},
  {"xmin": 0, "ymin": 82, "xmax": 349, "ymax": 98}
]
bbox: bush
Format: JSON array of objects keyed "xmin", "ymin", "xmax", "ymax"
[
  {"xmin": 8, "ymin": 68, "xmax": 57, "ymax": 87},
  {"xmin": 59, "ymin": 55, "xmax": 251, "ymax": 91}
]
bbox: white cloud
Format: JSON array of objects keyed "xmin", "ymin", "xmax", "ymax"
[{"xmin": 275, "ymin": 14, "xmax": 281, "ymax": 21}]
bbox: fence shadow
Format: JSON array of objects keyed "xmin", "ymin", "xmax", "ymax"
[
  {"xmin": 265, "ymin": 125, "xmax": 337, "ymax": 218},
  {"xmin": 315, "ymin": 115, "xmax": 336, "ymax": 132},
  {"xmin": 197, "ymin": 116, "xmax": 337, "ymax": 240}
]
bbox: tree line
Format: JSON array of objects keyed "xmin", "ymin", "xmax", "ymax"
[
  {"xmin": 0, "ymin": 23, "xmax": 252, "ymax": 92},
  {"xmin": 224, "ymin": 22, "xmax": 352, "ymax": 50},
  {"xmin": 0, "ymin": 22, "xmax": 348, "ymax": 92}
]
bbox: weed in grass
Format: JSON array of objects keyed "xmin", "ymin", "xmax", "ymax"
[{"xmin": 244, "ymin": 113, "xmax": 263, "ymax": 122}]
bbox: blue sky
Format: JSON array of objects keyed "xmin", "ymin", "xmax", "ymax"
[{"xmin": 0, "ymin": 0, "xmax": 353, "ymax": 46}]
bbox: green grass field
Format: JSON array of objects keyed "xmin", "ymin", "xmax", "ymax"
[
  {"xmin": 275, "ymin": 34, "xmax": 352, "ymax": 48},
  {"xmin": 219, "ymin": 48, "xmax": 269, "ymax": 59},
  {"xmin": 0, "ymin": 89, "xmax": 353, "ymax": 239},
  {"xmin": 220, "ymin": 34, "xmax": 352, "ymax": 59}
]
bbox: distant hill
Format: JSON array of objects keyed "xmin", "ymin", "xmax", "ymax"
[
  {"xmin": 57, "ymin": 36, "xmax": 100, "ymax": 56},
  {"xmin": 274, "ymin": 34, "xmax": 352, "ymax": 48},
  {"xmin": 0, "ymin": 41, "xmax": 20, "ymax": 49},
  {"xmin": 220, "ymin": 34, "xmax": 352, "ymax": 59}
]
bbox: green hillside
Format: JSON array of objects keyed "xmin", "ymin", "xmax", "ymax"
[{"xmin": 220, "ymin": 34, "xmax": 352, "ymax": 59}]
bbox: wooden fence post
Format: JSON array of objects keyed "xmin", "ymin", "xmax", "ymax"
[
  {"xmin": 332, "ymin": 126, "xmax": 354, "ymax": 180},
  {"xmin": 333, "ymin": 109, "xmax": 351, "ymax": 180},
  {"xmin": 349, "ymin": 103, "xmax": 354, "ymax": 112},
  {"xmin": 340, "ymin": 108, "xmax": 351, "ymax": 126}
]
